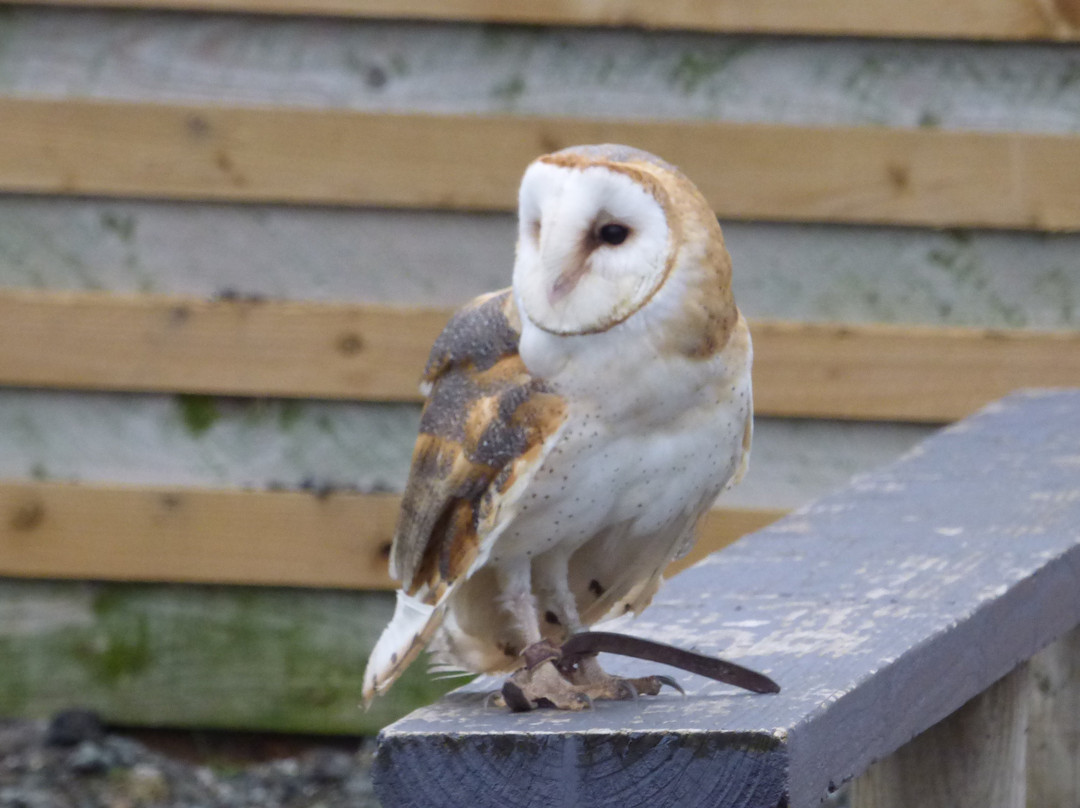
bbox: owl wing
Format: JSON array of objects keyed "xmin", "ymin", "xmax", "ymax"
[
  {"xmin": 391, "ymin": 287, "xmax": 567, "ymax": 599},
  {"xmin": 363, "ymin": 289, "xmax": 568, "ymax": 702}
]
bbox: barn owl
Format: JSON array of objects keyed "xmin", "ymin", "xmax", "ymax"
[{"xmin": 362, "ymin": 144, "xmax": 756, "ymax": 710}]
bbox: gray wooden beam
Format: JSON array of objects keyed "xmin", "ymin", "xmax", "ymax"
[{"xmin": 374, "ymin": 389, "xmax": 1080, "ymax": 808}]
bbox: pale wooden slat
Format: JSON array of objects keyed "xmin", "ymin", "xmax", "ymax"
[
  {"xmin": 1027, "ymin": 625, "xmax": 1080, "ymax": 806},
  {"xmin": 0, "ymin": 481, "xmax": 783, "ymax": 588},
  {"xmin": 4, "ymin": 289, "xmax": 1080, "ymax": 422},
  {"xmin": 5, "ymin": 0, "xmax": 1080, "ymax": 41},
  {"xmin": 2, "ymin": 98, "xmax": 1080, "ymax": 231},
  {"xmin": 750, "ymin": 321, "xmax": 1080, "ymax": 422},
  {"xmin": 0, "ymin": 288, "xmax": 447, "ymax": 401},
  {"xmin": 0, "ymin": 481, "xmax": 402, "ymax": 589},
  {"xmin": 852, "ymin": 666, "xmax": 1030, "ymax": 808}
]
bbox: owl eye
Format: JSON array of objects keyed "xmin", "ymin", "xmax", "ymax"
[{"xmin": 598, "ymin": 223, "xmax": 630, "ymax": 246}]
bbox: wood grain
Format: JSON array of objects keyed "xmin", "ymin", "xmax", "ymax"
[
  {"xmin": 0, "ymin": 288, "xmax": 448, "ymax": 402},
  {"xmin": 1027, "ymin": 625, "xmax": 1080, "ymax": 806},
  {"xmin": 749, "ymin": 321, "xmax": 1080, "ymax": 422},
  {"xmin": 0, "ymin": 481, "xmax": 783, "ymax": 588},
  {"xmin": 852, "ymin": 665, "xmax": 1030, "ymax": 808},
  {"xmin": 6, "ymin": 0, "xmax": 1080, "ymax": 41},
  {"xmin": 3, "ymin": 98, "xmax": 1080, "ymax": 230},
  {"xmin": 3, "ymin": 289, "xmax": 1080, "ymax": 422}
]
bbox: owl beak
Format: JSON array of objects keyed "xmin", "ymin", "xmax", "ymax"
[
  {"xmin": 545, "ymin": 230, "xmax": 592, "ymax": 306},
  {"xmin": 548, "ymin": 262, "xmax": 588, "ymax": 305}
]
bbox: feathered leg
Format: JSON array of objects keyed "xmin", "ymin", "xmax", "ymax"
[
  {"xmin": 492, "ymin": 555, "xmax": 780, "ymax": 711},
  {"xmin": 494, "ymin": 558, "xmax": 591, "ymax": 710},
  {"xmin": 498, "ymin": 552, "xmax": 672, "ymax": 710},
  {"xmin": 494, "ymin": 559, "xmax": 543, "ymax": 648}
]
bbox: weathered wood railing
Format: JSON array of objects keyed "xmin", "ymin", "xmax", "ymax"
[{"xmin": 374, "ymin": 390, "xmax": 1080, "ymax": 807}]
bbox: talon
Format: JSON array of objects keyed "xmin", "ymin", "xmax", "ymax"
[
  {"xmin": 654, "ymin": 675, "xmax": 685, "ymax": 696},
  {"xmin": 616, "ymin": 680, "xmax": 639, "ymax": 701},
  {"xmin": 501, "ymin": 680, "xmax": 534, "ymax": 712},
  {"xmin": 485, "ymin": 691, "xmax": 506, "ymax": 710}
]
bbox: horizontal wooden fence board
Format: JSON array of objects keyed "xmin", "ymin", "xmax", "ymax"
[
  {"xmin": 5, "ymin": 0, "xmax": 1080, "ymax": 41},
  {"xmin": 2, "ymin": 98, "xmax": 1080, "ymax": 231},
  {"xmin": 0, "ymin": 289, "xmax": 447, "ymax": 403},
  {"xmin": 750, "ymin": 322, "xmax": 1080, "ymax": 422},
  {"xmin": 0, "ymin": 481, "xmax": 783, "ymax": 588},
  {"xmin": 3, "ymin": 289, "xmax": 1080, "ymax": 422},
  {"xmin": 0, "ymin": 481, "xmax": 403, "ymax": 589}
]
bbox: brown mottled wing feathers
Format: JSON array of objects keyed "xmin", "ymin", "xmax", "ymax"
[{"xmin": 391, "ymin": 289, "xmax": 565, "ymax": 601}]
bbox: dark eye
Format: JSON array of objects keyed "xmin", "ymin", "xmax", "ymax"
[{"xmin": 598, "ymin": 223, "xmax": 630, "ymax": 245}]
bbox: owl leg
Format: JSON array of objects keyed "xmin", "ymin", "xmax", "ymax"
[
  {"xmin": 532, "ymin": 550, "xmax": 585, "ymax": 637},
  {"xmin": 533, "ymin": 555, "xmax": 663, "ymax": 700},
  {"xmin": 491, "ymin": 556, "xmax": 592, "ymax": 711},
  {"xmin": 494, "ymin": 559, "xmax": 543, "ymax": 650}
]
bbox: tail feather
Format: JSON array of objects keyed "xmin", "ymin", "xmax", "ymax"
[{"xmin": 362, "ymin": 591, "xmax": 445, "ymax": 707}]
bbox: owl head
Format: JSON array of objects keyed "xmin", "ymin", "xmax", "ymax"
[{"xmin": 512, "ymin": 144, "xmax": 733, "ymax": 341}]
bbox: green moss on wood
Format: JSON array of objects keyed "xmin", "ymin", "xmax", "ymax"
[
  {"xmin": 177, "ymin": 395, "xmax": 220, "ymax": 436},
  {"xmin": 669, "ymin": 44, "xmax": 751, "ymax": 94},
  {"xmin": 492, "ymin": 75, "xmax": 526, "ymax": 103},
  {"xmin": 100, "ymin": 211, "xmax": 137, "ymax": 243},
  {"xmin": 278, "ymin": 401, "xmax": 305, "ymax": 431},
  {"xmin": 0, "ymin": 581, "xmax": 458, "ymax": 735}
]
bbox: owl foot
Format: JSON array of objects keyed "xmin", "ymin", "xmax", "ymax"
[
  {"xmin": 492, "ymin": 631, "xmax": 779, "ymax": 712},
  {"xmin": 500, "ymin": 658, "xmax": 593, "ymax": 712},
  {"xmin": 494, "ymin": 640, "xmax": 683, "ymax": 712},
  {"xmin": 558, "ymin": 654, "xmax": 686, "ymax": 701}
]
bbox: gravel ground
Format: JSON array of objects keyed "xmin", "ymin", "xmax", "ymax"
[{"xmin": 0, "ymin": 713, "xmax": 380, "ymax": 808}]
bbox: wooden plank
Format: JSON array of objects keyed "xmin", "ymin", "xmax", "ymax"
[
  {"xmin": 2, "ymin": 98, "xmax": 1080, "ymax": 231},
  {"xmin": 0, "ymin": 482, "xmax": 401, "ymax": 589},
  {"xmin": 5, "ymin": 0, "xmax": 1080, "ymax": 41},
  {"xmin": 373, "ymin": 390, "xmax": 1080, "ymax": 808},
  {"xmin": 0, "ymin": 480, "xmax": 782, "ymax": 588},
  {"xmin": 0, "ymin": 288, "xmax": 448, "ymax": 403},
  {"xmin": 1027, "ymin": 625, "xmax": 1080, "ymax": 805},
  {"xmin": 0, "ymin": 578, "xmax": 455, "ymax": 734},
  {"xmin": 749, "ymin": 321, "xmax": 1080, "ymax": 422},
  {"xmin": 3, "ymin": 289, "xmax": 1080, "ymax": 422},
  {"xmin": 851, "ymin": 665, "xmax": 1030, "ymax": 808}
]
